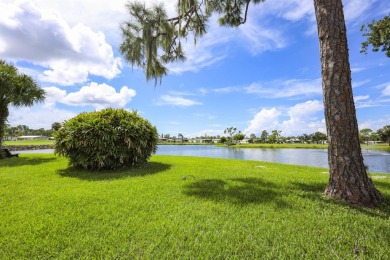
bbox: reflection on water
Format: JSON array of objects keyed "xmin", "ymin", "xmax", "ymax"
[{"xmin": 17, "ymin": 145, "xmax": 390, "ymax": 173}]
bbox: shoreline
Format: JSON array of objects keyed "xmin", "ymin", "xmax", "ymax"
[
  {"xmin": 3, "ymin": 143, "xmax": 389, "ymax": 152},
  {"xmin": 2, "ymin": 145, "xmax": 54, "ymax": 151}
]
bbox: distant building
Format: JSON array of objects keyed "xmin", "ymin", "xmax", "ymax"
[
  {"xmin": 285, "ymin": 139, "xmax": 301, "ymax": 143},
  {"xmin": 16, "ymin": 135, "xmax": 49, "ymax": 140},
  {"xmin": 190, "ymin": 138, "xmax": 213, "ymax": 143},
  {"xmin": 159, "ymin": 137, "xmax": 189, "ymax": 143}
]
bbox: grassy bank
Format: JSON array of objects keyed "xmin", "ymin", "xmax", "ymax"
[
  {"xmin": 0, "ymin": 154, "xmax": 389, "ymax": 259},
  {"xmin": 3, "ymin": 140, "xmax": 389, "ymax": 152},
  {"xmin": 3, "ymin": 139, "xmax": 54, "ymax": 146},
  {"xmin": 361, "ymin": 143, "xmax": 390, "ymax": 152},
  {"xmin": 226, "ymin": 143, "xmax": 390, "ymax": 152},
  {"xmin": 228, "ymin": 143, "xmax": 328, "ymax": 149}
]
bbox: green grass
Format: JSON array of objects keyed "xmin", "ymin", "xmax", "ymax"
[
  {"xmin": 3, "ymin": 139, "xmax": 54, "ymax": 146},
  {"xmin": 0, "ymin": 154, "xmax": 389, "ymax": 259}
]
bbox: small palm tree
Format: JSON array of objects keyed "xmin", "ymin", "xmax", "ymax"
[
  {"xmin": 0, "ymin": 60, "xmax": 45, "ymax": 147},
  {"xmin": 51, "ymin": 122, "xmax": 62, "ymax": 131},
  {"xmin": 224, "ymin": 127, "xmax": 237, "ymax": 145},
  {"xmin": 178, "ymin": 133, "xmax": 184, "ymax": 143}
]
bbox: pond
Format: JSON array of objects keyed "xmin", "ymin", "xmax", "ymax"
[
  {"xmin": 18, "ymin": 145, "xmax": 390, "ymax": 173},
  {"xmin": 156, "ymin": 145, "xmax": 390, "ymax": 174}
]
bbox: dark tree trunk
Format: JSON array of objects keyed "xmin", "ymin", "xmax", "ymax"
[{"xmin": 314, "ymin": 0, "xmax": 383, "ymax": 207}]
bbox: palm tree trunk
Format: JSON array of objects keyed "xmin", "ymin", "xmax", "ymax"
[
  {"xmin": 0, "ymin": 104, "xmax": 9, "ymax": 147},
  {"xmin": 314, "ymin": 0, "xmax": 383, "ymax": 207}
]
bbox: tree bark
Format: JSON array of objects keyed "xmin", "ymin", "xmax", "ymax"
[{"xmin": 314, "ymin": 0, "xmax": 383, "ymax": 207}]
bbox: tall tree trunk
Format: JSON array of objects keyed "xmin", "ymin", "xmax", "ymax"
[{"xmin": 314, "ymin": 0, "xmax": 383, "ymax": 207}]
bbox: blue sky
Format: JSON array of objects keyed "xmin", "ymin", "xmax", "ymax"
[{"xmin": 1, "ymin": 0, "xmax": 389, "ymax": 138}]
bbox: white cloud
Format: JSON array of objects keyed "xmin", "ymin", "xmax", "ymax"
[
  {"xmin": 237, "ymin": 17, "xmax": 287, "ymax": 55},
  {"xmin": 245, "ymin": 78, "xmax": 322, "ymax": 98},
  {"xmin": 352, "ymin": 80, "xmax": 370, "ymax": 88},
  {"xmin": 1, "ymin": 0, "xmax": 178, "ymax": 44},
  {"xmin": 43, "ymin": 87, "xmax": 67, "ymax": 108},
  {"xmin": 355, "ymin": 97, "xmax": 390, "ymax": 108},
  {"xmin": 358, "ymin": 114, "xmax": 390, "ymax": 131},
  {"xmin": 382, "ymin": 84, "xmax": 390, "ymax": 96},
  {"xmin": 268, "ymin": 0, "xmax": 378, "ymax": 24},
  {"xmin": 354, "ymin": 95, "xmax": 370, "ymax": 102},
  {"xmin": 157, "ymin": 95, "xmax": 202, "ymax": 107},
  {"xmin": 343, "ymin": 0, "xmax": 378, "ymax": 22},
  {"xmin": 166, "ymin": 17, "xmax": 230, "ymax": 74},
  {"xmin": 351, "ymin": 67, "xmax": 366, "ymax": 73},
  {"xmin": 281, "ymin": 100, "xmax": 325, "ymax": 135},
  {"xmin": 244, "ymin": 100, "xmax": 325, "ymax": 136},
  {"xmin": 0, "ymin": 1, "xmax": 122, "ymax": 85},
  {"xmin": 43, "ymin": 82, "xmax": 136, "ymax": 110},
  {"xmin": 213, "ymin": 86, "xmax": 241, "ymax": 94},
  {"xmin": 8, "ymin": 105, "xmax": 76, "ymax": 129},
  {"xmin": 203, "ymin": 78, "xmax": 322, "ymax": 99},
  {"xmin": 1, "ymin": 0, "xmax": 380, "ymax": 84},
  {"xmin": 254, "ymin": 0, "xmax": 314, "ymax": 22},
  {"xmin": 244, "ymin": 107, "xmax": 282, "ymax": 135},
  {"xmin": 353, "ymin": 82, "xmax": 390, "ymax": 107}
]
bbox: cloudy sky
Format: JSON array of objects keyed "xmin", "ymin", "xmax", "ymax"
[{"xmin": 1, "ymin": 0, "xmax": 389, "ymax": 137}]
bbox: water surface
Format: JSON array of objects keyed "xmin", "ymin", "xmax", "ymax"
[
  {"xmin": 156, "ymin": 145, "xmax": 390, "ymax": 174},
  {"xmin": 18, "ymin": 145, "xmax": 390, "ymax": 173}
]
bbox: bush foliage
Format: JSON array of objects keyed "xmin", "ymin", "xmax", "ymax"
[{"xmin": 55, "ymin": 108, "xmax": 158, "ymax": 170}]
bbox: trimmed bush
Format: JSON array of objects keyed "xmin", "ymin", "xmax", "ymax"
[{"xmin": 55, "ymin": 108, "xmax": 158, "ymax": 170}]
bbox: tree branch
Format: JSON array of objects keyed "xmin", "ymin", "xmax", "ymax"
[{"xmin": 239, "ymin": 0, "xmax": 250, "ymax": 25}]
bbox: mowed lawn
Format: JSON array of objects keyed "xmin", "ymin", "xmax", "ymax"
[{"xmin": 0, "ymin": 154, "xmax": 389, "ymax": 259}]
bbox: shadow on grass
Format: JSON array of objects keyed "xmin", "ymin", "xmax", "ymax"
[
  {"xmin": 183, "ymin": 177, "xmax": 291, "ymax": 208},
  {"xmin": 57, "ymin": 162, "xmax": 171, "ymax": 181},
  {"xmin": 374, "ymin": 181, "xmax": 390, "ymax": 190},
  {"xmin": 290, "ymin": 181, "xmax": 326, "ymax": 200},
  {"xmin": 291, "ymin": 181, "xmax": 390, "ymax": 219},
  {"xmin": 0, "ymin": 156, "xmax": 57, "ymax": 167}
]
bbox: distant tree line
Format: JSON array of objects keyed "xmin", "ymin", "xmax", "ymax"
[
  {"xmin": 220, "ymin": 125, "xmax": 390, "ymax": 146},
  {"xmin": 359, "ymin": 125, "xmax": 390, "ymax": 145},
  {"xmin": 237, "ymin": 130, "xmax": 327, "ymax": 145},
  {"xmin": 2, "ymin": 122, "xmax": 62, "ymax": 141},
  {"xmin": 157, "ymin": 125, "xmax": 390, "ymax": 146}
]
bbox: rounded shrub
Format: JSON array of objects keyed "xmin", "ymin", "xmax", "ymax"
[{"xmin": 54, "ymin": 108, "xmax": 158, "ymax": 170}]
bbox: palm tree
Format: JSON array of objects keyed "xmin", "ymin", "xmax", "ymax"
[
  {"xmin": 224, "ymin": 127, "xmax": 237, "ymax": 145},
  {"xmin": 51, "ymin": 122, "xmax": 62, "ymax": 132},
  {"xmin": 178, "ymin": 133, "xmax": 184, "ymax": 143},
  {"xmin": 0, "ymin": 60, "xmax": 45, "ymax": 147}
]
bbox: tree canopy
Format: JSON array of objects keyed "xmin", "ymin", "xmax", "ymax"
[
  {"xmin": 377, "ymin": 125, "xmax": 390, "ymax": 145},
  {"xmin": 361, "ymin": 14, "xmax": 390, "ymax": 57},
  {"xmin": 120, "ymin": 0, "xmax": 266, "ymax": 84},
  {"xmin": 0, "ymin": 60, "xmax": 45, "ymax": 147}
]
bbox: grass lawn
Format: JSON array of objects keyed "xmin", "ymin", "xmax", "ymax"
[{"xmin": 0, "ymin": 154, "xmax": 389, "ymax": 259}]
